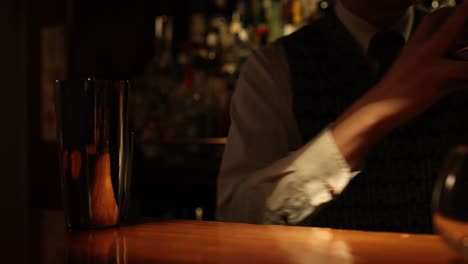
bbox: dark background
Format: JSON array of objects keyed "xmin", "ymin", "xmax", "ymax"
[
  {"xmin": 1, "ymin": 0, "xmax": 27, "ymax": 261},
  {"xmin": 0, "ymin": 0, "xmax": 223, "ymax": 260}
]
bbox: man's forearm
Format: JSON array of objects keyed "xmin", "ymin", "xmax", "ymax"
[{"xmin": 331, "ymin": 95, "xmax": 402, "ymax": 170}]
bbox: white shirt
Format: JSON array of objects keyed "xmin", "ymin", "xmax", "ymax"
[{"xmin": 217, "ymin": 1, "xmax": 414, "ymax": 225}]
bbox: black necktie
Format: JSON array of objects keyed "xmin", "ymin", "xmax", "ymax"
[{"xmin": 367, "ymin": 31, "xmax": 405, "ymax": 81}]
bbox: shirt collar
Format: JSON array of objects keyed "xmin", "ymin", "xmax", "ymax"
[{"xmin": 334, "ymin": 0, "xmax": 414, "ymax": 54}]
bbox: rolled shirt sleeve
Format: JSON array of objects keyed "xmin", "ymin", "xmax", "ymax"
[
  {"xmin": 265, "ymin": 128, "xmax": 359, "ymax": 225},
  {"xmin": 216, "ymin": 42, "xmax": 359, "ymax": 225}
]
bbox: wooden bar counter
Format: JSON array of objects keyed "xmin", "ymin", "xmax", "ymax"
[{"xmin": 34, "ymin": 219, "xmax": 466, "ymax": 264}]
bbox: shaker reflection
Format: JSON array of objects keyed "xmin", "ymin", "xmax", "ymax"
[
  {"xmin": 65, "ymin": 229, "xmax": 127, "ymax": 264},
  {"xmin": 90, "ymin": 152, "xmax": 119, "ymax": 227}
]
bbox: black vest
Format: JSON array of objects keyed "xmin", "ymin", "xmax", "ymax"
[{"xmin": 281, "ymin": 11, "xmax": 468, "ymax": 233}]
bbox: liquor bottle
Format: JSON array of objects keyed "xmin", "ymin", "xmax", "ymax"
[
  {"xmin": 190, "ymin": 13, "xmax": 207, "ymax": 73},
  {"xmin": 267, "ymin": 0, "xmax": 283, "ymax": 42},
  {"xmin": 205, "ymin": 25, "xmax": 222, "ymax": 74},
  {"xmin": 166, "ymin": 63, "xmax": 202, "ymax": 139},
  {"xmin": 134, "ymin": 16, "xmax": 177, "ymax": 159},
  {"xmin": 230, "ymin": 0, "xmax": 250, "ymax": 44},
  {"xmin": 211, "ymin": 0, "xmax": 233, "ymax": 50},
  {"xmin": 282, "ymin": 0, "xmax": 296, "ymax": 36},
  {"xmin": 255, "ymin": 0, "xmax": 270, "ymax": 46},
  {"xmin": 229, "ymin": 0, "xmax": 253, "ymax": 69},
  {"xmin": 291, "ymin": 0, "xmax": 305, "ymax": 27},
  {"xmin": 190, "ymin": 14, "xmax": 207, "ymax": 47},
  {"xmin": 305, "ymin": 0, "xmax": 320, "ymax": 22}
]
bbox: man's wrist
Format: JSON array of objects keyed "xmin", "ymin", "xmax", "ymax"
[{"xmin": 331, "ymin": 98, "xmax": 400, "ymax": 169}]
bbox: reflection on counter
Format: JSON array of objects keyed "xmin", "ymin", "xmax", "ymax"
[{"xmin": 65, "ymin": 229, "xmax": 125, "ymax": 264}]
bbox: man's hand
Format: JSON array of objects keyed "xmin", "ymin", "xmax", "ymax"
[{"xmin": 332, "ymin": 2, "xmax": 468, "ymax": 169}]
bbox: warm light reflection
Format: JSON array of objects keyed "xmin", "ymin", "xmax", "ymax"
[
  {"xmin": 445, "ymin": 174, "xmax": 456, "ymax": 190},
  {"xmin": 155, "ymin": 16, "xmax": 165, "ymax": 39},
  {"xmin": 66, "ymin": 229, "xmax": 126, "ymax": 264},
  {"xmin": 268, "ymin": 227, "xmax": 353, "ymax": 264},
  {"xmin": 70, "ymin": 150, "xmax": 82, "ymax": 180},
  {"xmin": 433, "ymin": 213, "xmax": 468, "ymax": 258},
  {"xmin": 90, "ymin": 152, "xmax": 119, "ymax": 227},
  {"xmin": 86, "ymin": 144, "xmax": 96, "ymax": 155}
]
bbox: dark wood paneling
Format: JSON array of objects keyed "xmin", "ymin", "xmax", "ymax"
[
  {"xmin": 0, "ymin": 0, "xmax": 28, "ymax": 262},
  {"xmin": 68, "ymin": 0, "xmax": 154, "ymax": 79},
  {"xmin": 27, "ymin": 0, "xmax": 66, "ymax": 210}
]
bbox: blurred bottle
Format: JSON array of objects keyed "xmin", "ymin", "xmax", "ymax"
[
  {"xmin": 291, "ymin": 0, "xmax": 305, "ymax": 26},
  {"xmin": 255, "ymin": 0, "xmax": 270, "ymax": 46},
  {"xmin": 282, "ymin": 0, "xmax": 297, "ymax": 35},
  {"xmin": 305, "ymin": 0, "xmax": 320, "ymax": 22},
  {"xmin": 135, "ymin": 16, "xmax": 177, "ymax": 159},
  {"xmin": 267, "ymin": 0, "xmax": 283, "ymax": 42}
]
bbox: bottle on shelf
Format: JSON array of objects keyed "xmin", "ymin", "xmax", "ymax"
[
  {"xmin": 291, "ymin": 0, "xmax": 305, "ymax": 27},
  {"xmin": 134, "ymin": 16, "xmax": 177, "ymax": 159},
  {"xmin": 255, "ymin": 0, "xmax": 270, "ymax": 46},
  {"xmin": 281, "ymin": 0, "xmax": 297, "ymax": 35},
  {"xmin": 304, "ymin": 0, "xmax": 320, "ymax": 22},
  {"xmin": 266, "ymin": 0, "xmax": 283, "ymax": 43}
]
